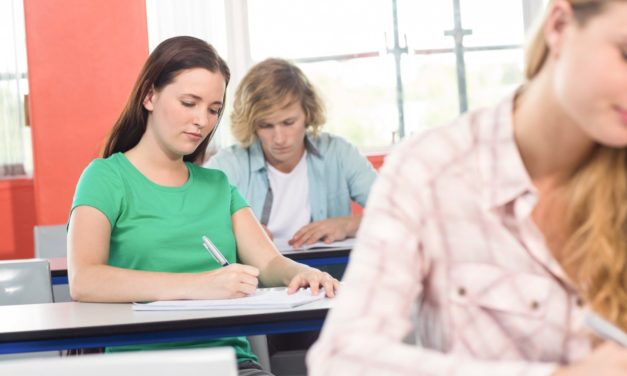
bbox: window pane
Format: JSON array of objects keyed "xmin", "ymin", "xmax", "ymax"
[
  {"xmin": 402, "ymin": 53, "xmax": 459, "ymax": 136},
  {"xmin": 247, "ymin": 0, "xmax": 391, "ymax": 60},
  {"xmin": 300, "ymin": 57, "xmax": 397, "ymax": 148},
  {"xmin": 465, "ymin": 49, "xmax": 524, "ymax": 110},
  {"xmin": 398, "ymin": 0, "xmax": 454, "ymax": 50},
  {"xmin": 461, "ymin": 0, "xmax": 525, "ymax": 47}
]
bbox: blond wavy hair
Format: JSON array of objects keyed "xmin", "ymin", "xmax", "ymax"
[
  {"xmin": 230, "ymin": 58, "xmax": 326, "ymax": 147},
  {"xmin": 526, "ymin": 0, "xmax": 627, "ymax": 330}
]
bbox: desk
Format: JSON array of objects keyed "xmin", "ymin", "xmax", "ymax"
[
  {"xmin": 49, "ymin": 247, "xmax": 351, "ymax": 286},
  {"xmin": 0, "ymin": 299, "xmax": 332, "ymax": 355}
]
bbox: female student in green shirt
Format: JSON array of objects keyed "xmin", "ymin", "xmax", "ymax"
[{"xmin": 66, "ymin": 36, "xmax": 339, "ymax": 376}]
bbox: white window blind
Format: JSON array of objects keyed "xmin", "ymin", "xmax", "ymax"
[{"xmin": 0, "ymin": 0, "xmax": 30, "ymax": 178}]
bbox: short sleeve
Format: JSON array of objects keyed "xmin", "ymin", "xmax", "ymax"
[
  {"xmin": 338, "ymin": 138, "xmax": 377, "ymax": 207},
  {"xmin": 71, "ymin": 158, "xmax": 124, "ymax": 227},
  {"xmin": 229, "ymin": 184, "xmax": 249, "ymax": 215}
]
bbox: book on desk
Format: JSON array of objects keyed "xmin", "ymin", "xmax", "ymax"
[
  {"xmin": 133, "ymin": 287, "xmax": 326, "ymax": 311},
  {"xmin": 274, "ymin": 238, "xmax": 355, "ymax": 253}
]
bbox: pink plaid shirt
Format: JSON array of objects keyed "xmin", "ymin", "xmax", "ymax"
[{"xmin": 308, "ymin": 94, "xmax": 591, "ymax": 375}]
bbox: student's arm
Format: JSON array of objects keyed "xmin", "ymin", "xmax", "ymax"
[
  {"xmin": 231, "ymin": 207, "xmax": 339, "ymax": 296},
  {"xmin": 68, "ymin": 206, "xmax": 260, "ymax": 302},
  {"xmin": 342, "ymin": 139, "xmax": 377, "ymax": 208},
  {"xmin": 288, "ymin": 215, "xmax": 361, "ymax": 248}
]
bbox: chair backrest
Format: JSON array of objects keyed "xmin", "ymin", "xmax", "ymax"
[
  {"xmin": 0, "ymin": 259, "xmax": 53, "ymax": 306},
  {"xmin": 33, "ymin": 224, "xmax": 67, "ymax": 258},
  {"xmin": 0, "ymin": 347, "xmax": 238, "ymax": 376}
]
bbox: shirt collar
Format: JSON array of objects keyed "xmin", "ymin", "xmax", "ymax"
[
  {"xmin": 304, "ymin": 133, "xmax": 322, "ymax": 158},
  {"xmin": 479, "ymin": 89, "xmax": 537, "ymax": 211},
  {"xmin": 249, "ymin": 132, "xmax": 323, "ymax": 173}
]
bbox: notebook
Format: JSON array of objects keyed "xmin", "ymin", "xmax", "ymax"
[
  {"xmin": 133, "ymin": 287, "xmax": 325, "ymax": 311},
  {"xmin": 274, "ymin": 238, "xmax": 355, "ymax": 253}
]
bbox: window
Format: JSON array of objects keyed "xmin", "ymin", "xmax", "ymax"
[
  {"xmin": 0, "ymin": 0, "xmax": 30, "ymax": 177},
  {"xmin": 147, "ymin": 0, "xmax": 546, "ymax": 149}
]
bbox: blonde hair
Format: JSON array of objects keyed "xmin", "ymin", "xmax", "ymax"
[
  {"xmin": 230, "ymin": 58, "xmax": 326, "ymax": 147},
  {"xmin": 526, "ymin": 0, "xmax": 627, "ymax": 330}
]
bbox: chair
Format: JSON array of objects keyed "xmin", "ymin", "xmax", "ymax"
[
  {"xmin": 0, "ymin": 258, "xmax": 58, "ymax": 359},
  {"xmin": 0, "ymin": 258, "xmax": 53, "ymax": 306},
  {"xmin": 33, "ymin": 224, "xmax": 71, "ymax": 302},
  {"xmin": 0, "ymin": 347, "xmax": 238, "ymax": 376},
  {"xmin": 33, "ymin": 224, "xmax": 67, "ymax": 258}
]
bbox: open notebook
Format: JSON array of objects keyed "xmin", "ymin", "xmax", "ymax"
[
  {"xmin": 133, "ymin": 287, "xmax": 325, "ymax": 311},
  {"xmin": 274, "ymin": 238, "xmax": 355, "ymax": 253}
]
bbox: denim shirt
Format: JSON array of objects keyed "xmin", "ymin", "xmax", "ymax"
[{"xmin": 205, "ymin": 132, "xmax": 377, "ymax": 224}]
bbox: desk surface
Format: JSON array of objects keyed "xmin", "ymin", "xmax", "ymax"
[
  {"xmin": 0, "ymin": 299, "xmax": 332, "ymax": 354},
  {"xmin": 49, "ymin": 247, "xmax": 351, "ymax": 277}
]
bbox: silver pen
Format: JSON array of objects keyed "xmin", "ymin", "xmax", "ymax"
[
  {"xmin": 584, "ymin": 311, "xmax": 627, "ymax": 346},
  {"xmin": 202, "ymin": 235, "xmax": 230, "ymax": 267}
]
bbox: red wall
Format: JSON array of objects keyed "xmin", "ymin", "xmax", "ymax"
[
  {"xmin": 0, "ymin": 179, "xmax": 36, "ymax": 259},
  {"xmin": 0, "ymin": 0, "xmax": 148, "ymax": 259}
]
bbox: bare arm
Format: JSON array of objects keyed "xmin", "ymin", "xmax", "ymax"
[
  {"xmin": 232, "ymin": 208, "xmax": 339, "ymax": 297},
  {"xmin": 68, "ymin": 206, "xmax": 259, "ymax": 302}
]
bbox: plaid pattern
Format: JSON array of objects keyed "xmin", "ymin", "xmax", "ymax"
[{"xmin": 307, "ymin": 94, "xmax": 591, "ymax": 376}]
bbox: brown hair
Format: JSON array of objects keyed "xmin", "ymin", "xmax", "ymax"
[
  {"xmin": 103, "ymin": 36, "xmax": 230, "ymax": 163},
  {"xmin": 230, "ymin": 58, "xmax": 326, "ymax": 147},
  {"xmin": 526, "ymin": 0, "xmax": 627, "ymax": 330}
]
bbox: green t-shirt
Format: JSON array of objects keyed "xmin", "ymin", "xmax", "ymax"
[{"xmin": 70, "ymin": 152, "xmax": 257, "ymax": 363}]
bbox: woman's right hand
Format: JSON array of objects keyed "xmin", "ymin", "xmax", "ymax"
[
  {"xmin": 196, "ymin": 264, "xmax": 259, "ymax": 299},
  {"xmin": 553, "ymin": 342, "xmax": 627, "ymax": 376}
]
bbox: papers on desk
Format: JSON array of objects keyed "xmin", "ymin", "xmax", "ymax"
[
  {"xmin": 133, "ymin": 287, "xmax": 325, "ymax": 311},
  {"xmin": 274, "ymin": 238, "xmax": 355, "ymax": 252}
]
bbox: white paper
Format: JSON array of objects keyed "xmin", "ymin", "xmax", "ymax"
[
  {"xmin": 274, "ymin": 238, "xmax": 355, "ymax": 253},
  {"xmin": 133, "ymin": 287, "xmax": 325, "ymax": 311}
]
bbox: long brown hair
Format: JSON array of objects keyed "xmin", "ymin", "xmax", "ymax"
[
  {"xmin": 526, "ymin": 0, "xmax": 627, "ymax": 330},
  {"xmin": 103, "ymin": 36, "xmax": 230, "ymax": 163}
]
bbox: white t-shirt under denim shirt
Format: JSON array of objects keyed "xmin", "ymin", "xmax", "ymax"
[{"xmin": 266, "ymin": 151, "xmax": 311, "ymax": 248}]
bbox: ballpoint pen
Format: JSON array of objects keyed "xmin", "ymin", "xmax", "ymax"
[
  {"xmin": 583, "ymin": 310, "xmax": 627, "ymax": 346},
  {"xmin": 202, "ymin": 235, "xmax": 230, "ymax": 267}
]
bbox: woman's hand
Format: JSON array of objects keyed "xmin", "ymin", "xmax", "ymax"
[
  {"xmin": 196, "ymin": 264, "xmax": 260, "ymax": 299},
  {"xmin": 286, "ymin": 269, "xmax": 340, "ymax": 298},
  {"xmin": 288, "ymin": 216, "xmax": 360, "ymax": 249},
  {"xmin": 553, "ymin": 342, "xmax": 627, "ymax": 376}
]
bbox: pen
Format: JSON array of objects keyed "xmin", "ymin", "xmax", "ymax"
[
  {"xmin": 202, "ymin": 235, "xmax": 230, "ymax": 267},
  {"xmin": 583, "ymin": 311, "xmax": 627, "ymax": 346}
]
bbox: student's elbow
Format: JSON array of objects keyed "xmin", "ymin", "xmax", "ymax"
[{"xmin": 68, "ymin": 267, "xmax": 96, "ymax": 302}]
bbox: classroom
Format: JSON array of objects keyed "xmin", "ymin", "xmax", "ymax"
[{"xmin": 1, "ymin": 0, "xmax": 626, "ymax": 375}]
